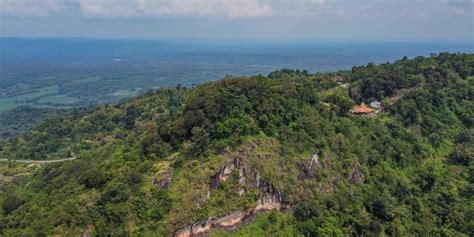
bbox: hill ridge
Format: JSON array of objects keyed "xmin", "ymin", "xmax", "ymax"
[{"xmin": 0, "ymin": 53, "xmax": 473, "ymax": 236}]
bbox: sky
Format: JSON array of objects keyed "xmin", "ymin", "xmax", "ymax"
[{"xmin": 0, "ymin": 0, "xmax": 473, "ymax": 41}]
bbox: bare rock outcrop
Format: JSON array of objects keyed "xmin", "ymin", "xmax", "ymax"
[
  {"xmin": 176, "ymin": 145, "xmax": 286, "ymax": 237},
  {"xmin": 349, "ymin": 161, "xmax": 364, "ymax": 184},
  {"xmin": 210, "ymin": 158, "xmax": 238, "ymax": 189},
  {"xmin": 299, "ymin": 153, "xmax": 321, "ymax": 179},
  {"xmin": 12, "ymin": 173, "xmax": 28, "ymax": 185},
  {"xmin": 175, "ymin": 194, "xmax": 283, "ymax": 237},
  {"xmin": 209, "ymin": 151, "xmax": 255, "ymax": 196},
  {"xmin": 175, "ymin": 211, "xmax": 247, "ymax": 237},
  {"xmin": 255, "ymin": 182, "xmax": 282, "ymax": 211},
  {"xmin": 176, "ymin": 172, "xmax": 284, "ymax": 237},
  {"xmin": 152, "ymin": 170, "xmax": 172, "ymax": 189}
]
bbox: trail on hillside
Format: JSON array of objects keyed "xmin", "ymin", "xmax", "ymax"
[
  {"xmin": 0, "ymin": 153, "xmax": 76, "ymax": 164},
  {"xmin": 0, "ymin": 158, "xmax": 75, "ymax": 163}
]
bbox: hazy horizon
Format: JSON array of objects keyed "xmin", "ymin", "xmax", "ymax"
[
  {"xmin": 1, "ymin": 0, "xmax": 473, "ymax": 42},
  {"xmin": 1, "ymin": 36, "xmax": 473, "ymax": 43}
]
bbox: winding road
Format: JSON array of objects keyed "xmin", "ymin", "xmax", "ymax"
[
  {"xmin": 0, "ymin": 157, "xmax": 75, "ymax": 163},
  {"xmin": 0, "ymin": 153, "xmax": 76, "ymax": 164}
]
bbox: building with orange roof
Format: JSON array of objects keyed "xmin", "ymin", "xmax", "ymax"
[{"xmin": 350, "ymin": 103, "xmax": 374, "ymax": 114}]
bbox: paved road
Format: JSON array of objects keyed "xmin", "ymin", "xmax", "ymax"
[{"xmin": 0, "ymin": 157, "xmax": 75, "ymax": 164}]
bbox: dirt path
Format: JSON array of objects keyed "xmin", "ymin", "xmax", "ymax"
[
  {"xmin": 0, "ymin": 157, "xmax": 75, "ymax": 163},
  {"xmin": 0, "ymin": 153, "xmax": 76, "ymax": 164}
]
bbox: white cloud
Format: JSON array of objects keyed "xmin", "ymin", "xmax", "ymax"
[
  {"xmin": 0, "ymin": 0, "xmax": 63, "ymax": 16},
  {"xmin": 0, "ymin": 0, "xmax": 273, "ymax": 18},
  {"xmin": 1, "ymin": 0, "xmax": 470, "ymax": 19},
  {"xmin": 299, "ymin": 0, "xmax": 326, "ymax": 6},
  {"xmin": 78, "ymin": 0, "xmax": 272, "ymax": 18},
  {"xmin": 283, "ymin": 0, "xmax": 327, "ymax": 16},
  {"xmin": 444, "ymin": 0, "xmax": 474, "ymax": 15}
]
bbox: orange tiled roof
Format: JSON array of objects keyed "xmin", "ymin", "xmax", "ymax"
[{"xmin": 350, "ymin": 103, "xmax": 374, "ymax": 114}]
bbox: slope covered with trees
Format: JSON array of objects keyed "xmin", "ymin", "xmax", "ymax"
[
  {"xmin": 0, "ymin": 106, "xmax": 63, "ymax": 140},
  {"xmin": 0, "ymin": 53, "xmax": 473, "ymax": 236}
]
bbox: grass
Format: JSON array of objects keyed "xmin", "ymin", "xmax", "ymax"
[
  {"xmin": 0, "ymin": 99, "xmax": 17, "ymax": 112},
  {"xmin": 0, "ymin": 85, "xmax": 59, "ymax": 112},
  {"xmin": 111, "ymin": 89, "xmax": 140, "ymax": 97},
  {"xmin": 0, "ymin": 85, "xmax": 81, "ymax": 111},
  {"xmin": 38, "ymin": 94, "xmax": 79, "ymax": 105},
  {"xmin": 65, "ymin": 76, "xmax": 101, "ymax": 85}
]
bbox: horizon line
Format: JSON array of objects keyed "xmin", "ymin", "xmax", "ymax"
[{"xmin": 1, "ymin": 36, "xmax": 473, "ymax": 44}]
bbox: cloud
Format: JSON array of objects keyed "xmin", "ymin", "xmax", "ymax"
[
  {"xmin": 0, "ymin": 0, "xmax": 273, "ymax": 18},
  {"xmin": 0, "ymin": 0, "xmax": 63, "ymax": 16},
  {"xmin": 445, "ymin": 0, "xmax": 474, "ymax": 14},
  {"xmin": 283, "ymin": 0, "xmax": 327, "ymax": 16},
  {"xmin": 77, "ymin": 0, "xmax": 272, "ymax": 18},
  {"xmin": 1, "ymin": 0, "xmax": 471, "ymax": 20}
]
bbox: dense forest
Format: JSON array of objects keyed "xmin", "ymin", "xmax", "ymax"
[
  {"xmin": 0, "ymin": 53, "xmax": 473, "ymax": 236},
  {"xmin": 0, "ymin": 106, "xmax": 68, "ymax": 139}
]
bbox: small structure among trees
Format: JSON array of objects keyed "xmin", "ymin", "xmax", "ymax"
[
  {"xmin": 370, "ymin": 100, "xmax": 382, "ymax": 109},
  {"xmin": 334, "ymin": 76, "xmax": 345, "ymax": 84},
  {"xmin": 350, "ymin": 103, "xmax": 374, "ymax": 115}
]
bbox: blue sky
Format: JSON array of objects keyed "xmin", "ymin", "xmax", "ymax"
[{"xmin": 0, "ymin": 0, "xmax": 472, "ymax": 41}]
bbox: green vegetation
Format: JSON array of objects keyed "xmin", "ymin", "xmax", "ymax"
[
  {"xmin": 0, "ymin": 106, "xmax": 66, "ymax": 139},
  {"xmin": 209, "ymin": 211, "xmax": 298, "ymax": 236},
  {"xmin": 0, "ymin": 85, "xmax": 59, "ymax": 112},
  {"xmin": 0, "ymin": 53, "xmax": 473, "ymax": 236},
  {"xmin": 111, "ymin": 88, "xmax": 141, "ymax": 98},
  {"xmin": 0, "ymin": 85, "xmax": 83, "ymax": 112},
  {"xmin": 64, "ymin": 76, "xmax": 102, "ymax": 85},
  {"xmin": 38, "ymin": 94, "xmax": 80, "ymax": 105}
]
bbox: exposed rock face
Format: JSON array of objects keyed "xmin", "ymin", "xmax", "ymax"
[
  {"xmin": 349, "ymin": 161, "xmax": 364, "ymax": 184},
  {"xmin": 175, "ymin": 211, "xmax": 246, "ymax": 237},
  {"xmin": 175, "ymin": 225, "xmax": 192, "ymax": 237},
  {"xmin": 238, "ymin": 167, "xmax": 246, "ymax": 196},
  {"xmin": 152, "ymin": 170, "xmax": 172, "ymax": 189},
  {"xmin": 255, "ymin": 182, "xmax": 282, "ymax": 211},
  {"xmin": 209, "ymin": 152, "xmax": 253, "ymax": 196},
  {"xmin": 11, "ymin": 173, "xmax": 28, "ymax": 185},
  {"xmin": 299, "ymin": 152, "xmax": 322, "ymax": 180},
  {"xmin": 176, "ymin": 157, "xmax": 284, "ymax": 237},
  {"xmin": 175, "ymin": 219, "xmax": 213, "ymax": 237},
  {"xmin": 176, "ymin": 145, "xmax": 288, "ymax": 236},
  {"xmin": 175, "ymin": 196, "xmax": 283, "ymax": 237},
  {"xmin": 82, "ymin": 227, "xmax": 93, "ymax": 237},
  {"xmin": 332, "ymin": 175, "xmax": 342, "ymax": 189},
  {"xmin": 214, "ymin": 211, "xmax": 246, "ymax": 229},
  {"xmin": 308, "ymin": 153, "xmax": 320, "ymax": 170},
  {"xmin": 298, "ymin": 152, "xmax": 366, "ymax": 194},
  {"xmin": 211, "ymin": 157, "xmax": 239, "ymax": 189},
  {"xmin": 255, "ymin": 171, "xmax": 260, "ymax": 188},
  {"xmin": 0, "ymin": 173, "xmax": 29, "ymax": 189},
  {"xmin": 176, "ymin": 148, "xmax": 366, "ymax": 236}
]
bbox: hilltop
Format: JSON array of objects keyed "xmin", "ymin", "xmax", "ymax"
[{"xmin": 0, "ymin": 53, "xmax": 473, "ymax": 236}]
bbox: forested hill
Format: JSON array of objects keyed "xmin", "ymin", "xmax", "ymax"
[{"xmin": 0, "ymin": 53, "xmax": 473, "ymax": 236}]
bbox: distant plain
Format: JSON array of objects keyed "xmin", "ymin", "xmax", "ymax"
[{"xmin": 0, "ymin": 38, "xmax": 472, "ymax": 112}]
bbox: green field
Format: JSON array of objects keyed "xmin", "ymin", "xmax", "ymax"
[
  {"xmin": 0, "ymin": 85, "xmax": 81, "ymax": 112},
  {"xmin": 111, "ymin": 88, "xmax": 140, "ymax": 97},
  {"xmin": 0, "ymin": 86, "xmax": 57, "ymax": 111},
  {"xmin": 38, "ymin": 94, "xmax": 79, "ymax": 105},
  {"xmin": 64, "ymin": 76, "xmax": 101, "ymax": 85}
]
